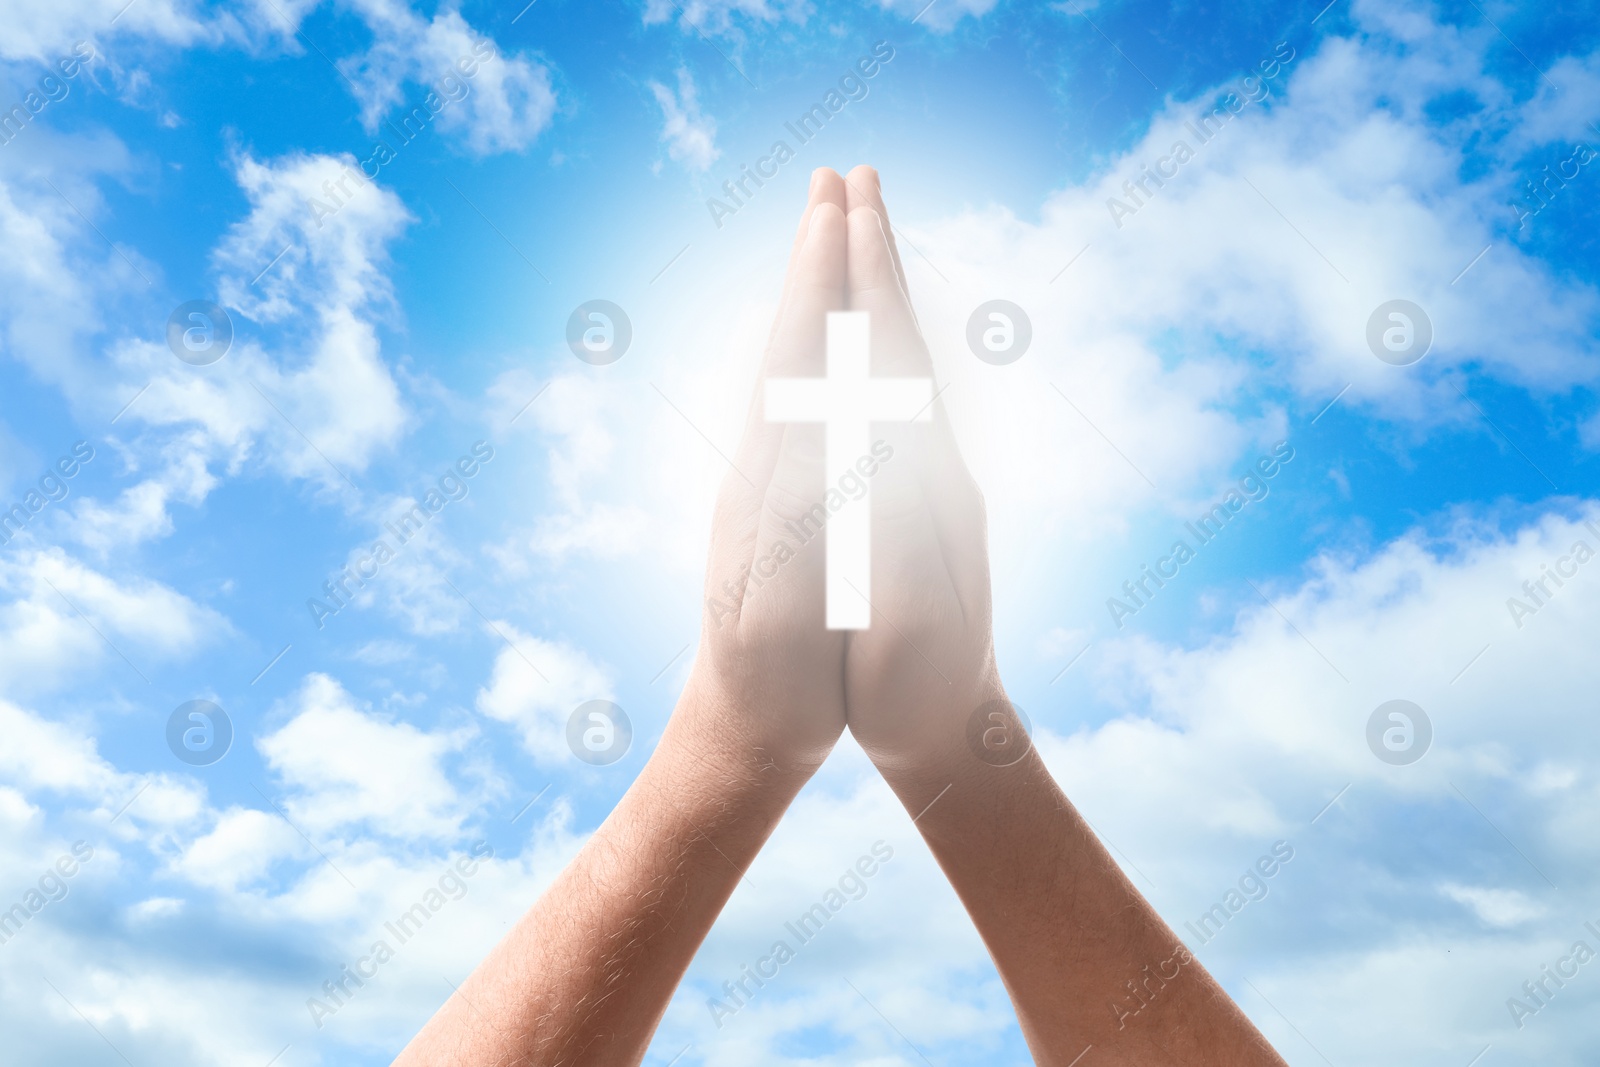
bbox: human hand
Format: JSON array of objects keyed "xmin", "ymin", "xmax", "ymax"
[
  {"xmin": 832, "ymin": 167, "xmax": 1015, "ymax": 779},
  {"xmin": 682, "ymin": 169, "xmax": 856, "ymax": 776}
]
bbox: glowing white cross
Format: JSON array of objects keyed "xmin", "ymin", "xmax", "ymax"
[{"xmin": 765, "ymin": 311, "xmax": 933, "ymax": 629}]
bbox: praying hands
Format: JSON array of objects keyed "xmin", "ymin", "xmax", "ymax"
[{"xmin": 391, "ymin": 167, "xmax": 1289, "ymax": 1067}]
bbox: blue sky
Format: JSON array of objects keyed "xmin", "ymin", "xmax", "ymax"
[{"xmin": 1, "ymin": 0, "xmax": 1599, "ymax": 1063}]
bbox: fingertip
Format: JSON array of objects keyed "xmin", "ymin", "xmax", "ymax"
[
  {"xmin": 810, "ymin": 167, "xmax": 845, "ymax": 202},
  {"xmin": 845, "ymin": 204, "xmax": 893, "ymax": 268},
  {"xmin": 782, "ymin": 172, "xmax": 848, "ymax": 303},
  {"xmin": 796, "ymin": 200, "xmax": 847, "ymax": 296},
  {"xmin": 814, "ymin": 199, "xmax": 847, "ymax": 221},
  {"xmin": 846, "ymin": 164, "xmax": 881, "ymax": 192},
  {"xmin": 840, "ymin": 166, "xmax": 880, "ymax": 216},
  {"xmin": 808, "ymin": 199, "xmax": 847, "ymax": 241},
  {"xmin": 844, "ymin": 203, "xmax": 926, "ymax": 370}
]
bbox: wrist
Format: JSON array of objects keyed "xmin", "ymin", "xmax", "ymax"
[
  {"xmin": 667, "ymin": 664, "xmax": 828, "ymax": 792},
  {"xmin": 599, "ymin": 687, "xmax": 811, "ymax": 883},
  {"xmin": 855, "ymin": 676, "xmax": 1018, "ymax": 788}
]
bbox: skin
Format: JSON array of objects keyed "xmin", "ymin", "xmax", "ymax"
[
  {"xmin": 391, "ymin": 168, "xmax": 1288, "ymax": 1067},
  {"xmin": 835, "ymin": 167, "xmax": 1287, "ymax": 1066}
]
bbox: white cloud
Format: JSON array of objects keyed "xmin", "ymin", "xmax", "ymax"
[
  {"xmin": 0, "ymin": 135, "xmax": 420, "ymax": 552},
  {"xmin": 208, "ymin": 150, "xmax": 411, "ymax": 474},
  {"xmin": 214, "ymin": 149, "xmax": 409, "ymax": 328},
  {"xmin": 1489, "ymin": 42, "xmax": 1600, "ymax": 150},
  {"xmin": 173, "ymin": 807, "xmax": 305, "ymax": 891},
  {"xmin": 651, "ymin": 68, "xmax": 720, "ymax": 173},
  {"xmin": 67, "ymin": 434, "xmax": 217, "ymax": 554},
  {"xmin": 0, "ymin": 695, "xmax": 121, "ymax": 798},
  {"xmin": 995, "ymin": 502, "xmax": 1600, "ymax": 1061},
  {"xmin": 645, "ymin": 743, "xmax": 1018, "ymax": 1062},
  {"xmin": 843, "ymin": 20, "xmax": 1600, "ymax": 591},
  {"xmin": 1, "ymin": 1, "xmax": 556, "ymax": 160},
  {"xmin": 0, "ymin": 548, "xmax": 228, "ymax": 693},
  {"xmin": 342, "ymin": 1, "xmax": 557, "ymax": 155},
  {"xmin": 0, "ymin": 694, "xmax": 205, "ymax": 847},
  {"xmin": 127, "ymin": 896, "xmax": 184, "ymax": 921},
  {"xmin": 1035, "ymin": 624, "xmax": 1091, "ymax": 662},
  {"xmin": 1068, "ymin": 504, "xmax": 1600, "ymax": 803},
  {"xmin": 1440, "ymin": 883, "xmax": 1546, "ymax": 928},
  {"xmin": 348, "ymin": 638, "xmax": 415, "ymax": 665},
  {"xmin": 258, "ymin": 673, "xmax": 477, "ymax": 841},
  {"xmin": 485, "ymin": 370, "xmax": 655, "ymax": 565},
  {"xmin": 639, "ymin": 0, "xmax": 993, "ymax": 33},
  {"xmin": 0, "ymin": 134, "xmax": 146, "ymax": 397},
  {"xmin": 0, "ymin": 0, "xmax": 209, "ymax": 62},
  {"xmin": 0, "ymin": 7, "xmax": 1596, "ymax": 1066},
  {"xmin": 871, "ymin": 0, "xmax": 998, "ymax": 30},
  {"xmin": 474, "ymin": 622, "xmax": 612, "ymax": 763},
  {"xmin": 80, "ymin": 149, "xmax": 414, "ymax": 500},
  {"xmin": 641, "ymin": 0, "xmax": 800, "ymax": 34},
  {"xmin": 0, "ymin": 782, "xmax": 594, "ymax": 1065},
  {"xmin": 307, "ymin": 492, "xmax": 473, "ymax": 636}
]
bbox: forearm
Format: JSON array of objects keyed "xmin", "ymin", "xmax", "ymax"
[
  {"xmin": 878, "ymin": 733, "xmax": 1286, "ymax": 1067},
  {"xmin": 394, "ymin": 676, "xmax": 813, "ymax": 1067}
]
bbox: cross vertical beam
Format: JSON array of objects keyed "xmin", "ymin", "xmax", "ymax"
[{"xmin": 764, "ymin": 311, "xmax": 934, "ymax": 629}]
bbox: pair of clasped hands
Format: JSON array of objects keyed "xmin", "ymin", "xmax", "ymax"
[
  {"xmin": 697, "ymin": 165, "xmax": 999, "ymax": 777},
  {"xmin": 395, "ymin": 168, "xmax": 1285, "ymax": 1067}
]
